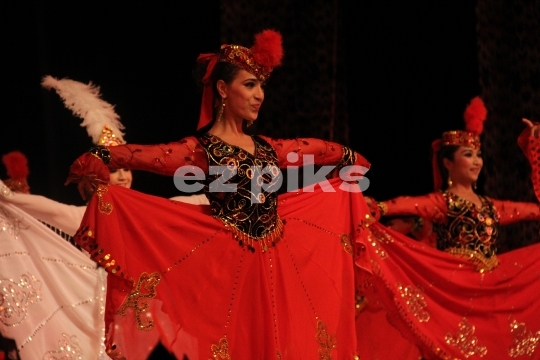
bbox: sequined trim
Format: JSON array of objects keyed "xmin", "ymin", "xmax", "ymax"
[
  {"xmin": 0, "ymin": 272, "xmax": 42, "ymax": 326},
  {"xmin": 396, "ymin": 283, "xmax": 430, "ymax": 323},
  {"xmin": 316, "ymin": 320, "xmax": 337, "ymax": 360},
  {"xmin": 43, "ymin": 333, "xmax": 82, "ymax": 359},
  {"xmin": 117, "ymin": 272, "xmax": 161, "ymax": 330},
  {"xmin": 96, "ymin": 184, "xmax": 113, "ymax": 215},
  {"xmin": 210, "ymin": 337, "xmax": 231, "ymax": 359},
  {"xmin": 367, "ymin": 226, "xmax": 394, "ymax": 259},
  {"xmin": 446, "ymin": 247, "xmax": 499, "ymax": 272},
  {"xmin": 445, "ymin": 317, "xmax": 487, "ymax": 357},
  {"xmin": 508, "ymin": 316, "xmax": 540, "ymax": 357},
  {"xmin": 222, "ymin": 215, "xmax": 284, "ymax": 253}
]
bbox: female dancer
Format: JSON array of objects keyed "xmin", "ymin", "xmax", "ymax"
[
  {"xmin": 66, "ymin": 29, "xmax": 371, "ymax": 359},
  {"xmin": 359, "ymin": 97, "xmax": 540, "ymax": 359}
]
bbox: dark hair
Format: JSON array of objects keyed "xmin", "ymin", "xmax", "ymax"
[
  {"xmin": 195, "ymin": 61, "xmax": 242, "ymax": 134},
  {"xmin": 436, "ymin": 145, "xmax": 459, "ymax": 190}
]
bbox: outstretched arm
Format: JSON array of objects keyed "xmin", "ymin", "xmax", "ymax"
[
  {"xmin": 0, "ymin": 180, "xmax": 85, "ymax": 236},
  {"xmin": 107, "ymin": 137, "xmax": 208, "ymax": 175},
  {"xmin": 492, "ymin": 199, "xmax": 540, "ymax": 225},
  {"xmin": 67, "ymin": 137, "xmax": 208, "ymax": 199},
  {"xmin": 259, "ymin": 136, "xmax": 370, "ymax": 169},
  {"xmin": 374, "ymin": 192, "xmax": 448, "ymax": 223}
]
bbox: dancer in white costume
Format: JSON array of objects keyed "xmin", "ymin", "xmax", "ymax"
[{"xmin": 0, "ymin": 77, "xmax": 207, "ymax": 359}]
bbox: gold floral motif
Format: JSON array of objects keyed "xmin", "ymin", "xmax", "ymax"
[
  {"xmin": 43, "ymin": 333, "xmax": 82, "ymax": 359},
  {"xmin": 396, "ymin": 283, "xmax": 430, "ymax": 323},
  {"xmin": 508, "ymin": 316, "xmax": 540, "ymax": 357},
  {"xmin": 210, "ymin": 337, "xmax": 231, "ymax": 359},
  {"xmin": 96, "ymin": 185, "xmax": 113, "ymax": 215},
  {"xmin": 0, "ymin": 272, "xmax": 42, "ymax": 326},
  {"xmin": 117, "ymin": 272, "xmax": 160, "ymax": 330},
  {"xmin": 316, "ymin": 320, "xmax": 337, "ymax": 360},
  {"xmin": 201, "ymin": 134, "xmax": 283, "ymax": 253},
  {"xmin": 445, "ymin": 317, "xmax": 487, "ymax": 358},
  {"xmin": 435, "ymin": 192, "xmax": 499, "ymax": 262},
  {"xmin": 340, "ymin": 234, "xmax": 353, "ymax": 255},
  {"xmin": 0, "ymin": 204, "xmax": 30, "ymax": 239}
]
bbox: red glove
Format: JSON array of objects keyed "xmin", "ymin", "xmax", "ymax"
[{"xmin": 65, "ymin": 152, "xmax": 110, "ymax": 200}]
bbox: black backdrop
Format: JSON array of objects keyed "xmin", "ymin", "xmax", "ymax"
[
  {"xmin": 6, "ymin": 1, "xmax": 540, "ymax": 358},
  {"xmin": 1, "ymin": 2, "xmax": 479, "ymax": 204}
]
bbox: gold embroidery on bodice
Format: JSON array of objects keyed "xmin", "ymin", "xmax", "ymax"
[
  {"xmin": 434, "ymin": 192, "xmax": 500, "ymax": 270},
  {"xmin": 198, "ymin": 134, "xmax": 283, "ymax": 252}
]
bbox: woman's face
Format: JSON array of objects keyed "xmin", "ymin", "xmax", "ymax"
[
  {"xmin": 219, "ymin": 69, "xmax": 264, "ymax": 122},
  {"xmin": 109, "ymin": 168, "xmax": 132, "ymax": 189},
  {"xmin": 444, "ymin": 146, "xmax": 483, "ymax": 185}
]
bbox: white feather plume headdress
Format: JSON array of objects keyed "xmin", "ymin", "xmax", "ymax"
[{"xmin": 41, "ymin": 75, "xmax": 125, "ymax": 146}]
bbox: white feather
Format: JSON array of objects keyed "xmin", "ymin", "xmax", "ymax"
[{"xmin": 41, "ymin": 75, "xmax": 125, "ymax": 144}]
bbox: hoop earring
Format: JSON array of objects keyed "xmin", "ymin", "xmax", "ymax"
[
  {"xmin": 217, "ymin": 98, "xmax": 225, "ymax": 122},
  {"xmin": 447, "ymin": 176, "xmax": 453, "ymax": 188}
]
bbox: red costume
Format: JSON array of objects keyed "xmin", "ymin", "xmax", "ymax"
[
  {"xmin": 71, "ymin": 134, "xmax": 372, "ymax": 359},
  {"xmin": 355, "ymin": 103, "xmax": 540, "ymax": 359}
]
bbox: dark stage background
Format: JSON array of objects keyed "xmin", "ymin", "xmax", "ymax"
[{"xmin": 2, "ymin": 2, "xmax": 539, "ymax": 253}]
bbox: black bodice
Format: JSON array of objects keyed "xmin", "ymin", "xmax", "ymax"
[{"xmin": 198, "ymin": 133, "xmax": 283, "ymax": 252}]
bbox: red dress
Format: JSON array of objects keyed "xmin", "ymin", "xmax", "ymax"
[
  {"xmin": 355, "ymin": 132, "xmax": 540, "ymax": 359},
  {"xmin": 73, "ymin": 134, "xmax": 372, "ymax": 359}
]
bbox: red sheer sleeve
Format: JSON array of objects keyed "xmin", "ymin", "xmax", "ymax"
[
  {"xmin": 518, "ymin": 127, "xmax": 540, "ymax": 201},
  {"xmin": 258, "ymin": 136, "xmax": 370, "ymax": 168},
  {"xmin": 108, "ymin": 136, "xmax": 208, "ymax": 176},
  {"xmin": 378, "ymin": 192, "xmax": 448, "ymax": 223},
  {"xmin": 491, "ymin": 199, "xmax": 540, "ymax": 225}
]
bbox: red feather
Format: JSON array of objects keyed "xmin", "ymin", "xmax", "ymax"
[
  {"xmin": 2, "ymin": 151, "xmax": 29, "ymax": 180},
  {"xmin": 463, "ymin": 96, "xmax": 487, "ymax": 134},
  {"xmin": 251, "ymin": 29, "xmax": 283, "ymax": 71}
]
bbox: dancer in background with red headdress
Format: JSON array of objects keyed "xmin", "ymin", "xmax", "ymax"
[
  {"xmin": 357, "ymin": 97, "xmax": 540, "ymax": 359},
  {"xmin": 66, "ymin": 29, "xmax": 372, "ymax": 359}
]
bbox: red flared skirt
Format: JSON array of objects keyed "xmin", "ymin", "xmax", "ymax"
[
  {"xmin": 358, "ymin": 223, "xmax": 540, "ymax": 360},
  {"xmin": 75, "ymin": 179, "xmax": 371, "ymax": 359}
]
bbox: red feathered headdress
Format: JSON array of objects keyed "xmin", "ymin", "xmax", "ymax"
[
  {"xmin": 441, "ymin": 96, "xmax": 487, "ymax": 149},
  {"xmin": 2, "ymin": 151, "xmax": 30, "ymax": 193},
  {"xmin": 196, "ymin": 29, "xmax": 284, "ymax": 130},
  {"xmin": 432, "ymin": 96, "xmax": 488, "ymax": 190}
]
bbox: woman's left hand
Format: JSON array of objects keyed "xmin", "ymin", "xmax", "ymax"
[{"xmin": 522, "ymin": 118, "xmax": 540, "ymax": 137}]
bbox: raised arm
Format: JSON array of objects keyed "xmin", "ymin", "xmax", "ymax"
[
  {"xmin": 0, "ymin": 180, "xmax": 85, "ymax": 236},
  {"xmin": 258, "ymin": 136, "xmax": 370, "ymax": 168},
  {"xmin": 519, "ymin": 120, "xmax": 540, "ymax": 201}
]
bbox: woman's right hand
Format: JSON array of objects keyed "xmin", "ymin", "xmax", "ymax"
[{"xmin": 65, "ymin": 152, "xmax": 110, "ymax": 200}]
